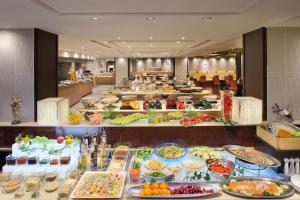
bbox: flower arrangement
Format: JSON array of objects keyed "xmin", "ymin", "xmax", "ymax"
[{"xmin": 272, "ymin": 103, "xmax": 293, "ymax": 123}]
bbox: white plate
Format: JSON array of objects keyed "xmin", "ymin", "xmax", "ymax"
[{"xmin": 291, "ymin": 175, "xmax": 300, "ymax": 193}]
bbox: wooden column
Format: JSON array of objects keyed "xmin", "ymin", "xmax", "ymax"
[
  {"xmin": 243, "ymin": 27, "xmax": 267, "ymax": 120},
  {"xmin": 34, "ymin": 29, "xmax": 58, "ymax": 121}
]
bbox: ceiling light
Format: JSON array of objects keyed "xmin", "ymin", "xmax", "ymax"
[
  {"xmin": 91, "ymin": 17, "xmax": 101, "ymax": 20},
  {"xmin": 149, "ymin": 37, "xmax": 153, "ymax": 40},
  {"xmin": 202, "ymin": 17, "xmax": 212, "ymax": 20},
  {"xmin": 176, "ymin": 41, "xmax": 181, "ymax": 44},
  {"xmin": 146, "ymin": 17, "xmax": 155, "ymax": 20},
  {"xmin": 181, "ymin": 37, "xmax": 185, "ymax": 40},
  {"xmin": 117, "ymin": 37, "xmax": 121, "ymax": 40}
]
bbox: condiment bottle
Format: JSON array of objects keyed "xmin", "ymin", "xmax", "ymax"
[
  {"xmin": 289, "ymin": 158, "xmax": 295, "ymax": 175},
  {"xmin": 284, "ymin": 158, "xmax": 290, "ymax": 176},
  {"xmin": 295, "ymin": 158, "xmax": 300, "ymax": 175}
]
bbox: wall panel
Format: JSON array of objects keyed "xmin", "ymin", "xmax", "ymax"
[{"xmin": 0, "ymin": 29, "xmax": 34, "ymax": 122}]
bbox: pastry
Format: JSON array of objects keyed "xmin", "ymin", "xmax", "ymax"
[
  {"xmin": 3, "ymin": 180, "xmax": 20, "ymax": 187},
  {"xmin": 44, "ymin": 181, "xmax": 58, "ymax": 192},
  {"xmin": 58, "ymin": 180, "xmax": 75, "ymax": 198},
  {"xmin": 4, "ymin": 183, "xmax": 21, "ymax": 193},
  {"xmin": 26, "ymin": 177, "xmax": 40, "ymax": 192},
  {"xmin": 0, "ymin": 173, "xmax": 10, "ymax": 182}
]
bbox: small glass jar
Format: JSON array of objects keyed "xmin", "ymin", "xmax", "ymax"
[
  {"xmin": 6, "ymin": 154, "xmax": 16, "ymax": 165},
  {"xmin": 28, "ymin": 156, "xmax": 38, "ymax": 165},
  {"xmin": 16, "ymin": 156, "xmax": 27, "ymax": 165},
  {"xmin": 50, "ymin": 157, "xmax": 59, "ymax": 165},
  {"xmin": 60, "ymin": 156, "xmax": 71, "ymax": 165},
  {"xmin": 39, "ymin": 157, "xmax": 49, "ymax": 165}
]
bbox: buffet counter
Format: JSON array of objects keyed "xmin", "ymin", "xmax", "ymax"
[
  {"xmin": 123, "ymin": 191, "xmax": 300, "ymax": 200},
  {"xmin": 113, "ymin": 90, "xmax": 210, "ymax": 99},
  {"xmin": 58, "ymin": 81, "xmax": 93, "ymax": 106},
  {"xmin": 0, "ymin": 145, "xmax": 299, "ymax": 200},
  {"xmin": 94, "ymin": 74, "xmax": 114, "ymax": 85}
]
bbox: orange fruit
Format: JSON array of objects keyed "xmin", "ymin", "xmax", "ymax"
[
  {"xmin": 151, "ymin": 183, "xmax": 159, "ymax": 189},
  {"xmin": 143, "ymin": 184, "xmax": 151, "ymax": 189},
  {"xmin": 145, "ymin": 188, "xmax": 153, "ymax": 196},
  {"xmin": 159, "ymin": 182, "xmax": 168, "ymax": 189},
  {"xmin": 158, "ymin": 189, "xmax": 164, "ymax": 195},
  {"xmin": 165, "ymin": 189, "xmax": 171, "ymax": 195},
  {"xmin": 139, "ymin": 189, "xmax": 145, "ymax": 196},
  {"xmin": 162, "ymin": 189, "xmax": 170, "ymax": 195},
  {"xmin": 152, "ymin": 188, "xmax": 160, "ymax": 195}
]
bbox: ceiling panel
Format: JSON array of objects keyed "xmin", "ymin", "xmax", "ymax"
[
  {"xmin": 1, "ymin": 0, "xmax": 299, "ymax": 58},
  {"xmin": 39, "ymin": 0, "xmax": 260, "ymax": 14}
]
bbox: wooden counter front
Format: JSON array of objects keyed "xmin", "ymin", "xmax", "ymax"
[
  {"xmin": 58, "ymin": 81, "xmax": 93, "ymax": 106},
  {"xmin": 94, "ymin": 75, "xmax": 114, "ymax": 85}
]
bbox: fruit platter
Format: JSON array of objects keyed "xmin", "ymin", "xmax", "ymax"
[
  {"xmin": 70, "ymin": 171, "xmax": 126, "ymax": 199},
  {"xmin": 222, "ymin": 177, "xmax": 294, "ymax": 199},
  {"xmin": 127, "ymin": 182, "xmax": 221, "ymax": 198}
]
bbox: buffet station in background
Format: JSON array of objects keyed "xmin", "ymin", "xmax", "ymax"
[
  {"xmin": 93, "ymin": 72, "xmax": 115, "ymax": 85},
  {"xmin": 1, "ymin": 63, "xmax": 300, "ymax": 200},
  {"xmin": 93, "ymin": 59, "xmax": 115, "ymax": 85}
]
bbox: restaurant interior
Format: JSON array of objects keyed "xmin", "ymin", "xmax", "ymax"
[{"xmin": 1, "ymin": 0, "xmax": 300, "ymax": 199}]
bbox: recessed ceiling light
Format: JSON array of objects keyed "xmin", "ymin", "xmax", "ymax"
[
  {"xmin": 91, "ymin": 17, "xmax": 101, "ymax": 20},
  {"xmin": 146, "ymin": 17, "xmax": 155, "ymax": 20},
  {"xmin": 202, "ymin": 17, "xmax": 212, "ymax": 20},
  {"xmin": 176, "ymin": 41, "xmax": 181, "ymax": 44},
  {"xmin": 181, "ymin": 37, "xmax": 185, "ymax": 40},
  {"xmin": 117, "ymin": 37, "xmax": 121, "ymax": 40},
  {"xmin": 149, "ymin": 37, "xmax": 153, "ymax": 40}
]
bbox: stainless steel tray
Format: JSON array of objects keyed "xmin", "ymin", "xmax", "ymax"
[
  {"xmin": 222, "ymin": 176, "xmax": 294, "ymax": 199},
  {"xmin": 127, "ymin": 182, "xmax": 221, "ymax": 199},
  {"xmin": 223, "ymin": 145, "xmax": 281, "ymax": 168}
]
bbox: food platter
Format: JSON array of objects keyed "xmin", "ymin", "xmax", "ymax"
[
  {"xmin": 127, "ymin": 182, "xmax": 221, "ymax": 199},
  {"xmin": 222, "ymin": 177, "xmax": 294, "ymax": 199},
  {"xmin": 155, "ymin": 143, "xmax": 187, "ymax": 160},
  {"xmin": 188, "ymin": 146, "xmax": 224, "ymax": 160},
  {"xmin": 224, "ymin": 145, "xmax": 281, "ymax": 168},
  {"xmin": 70, "ymin": 171, "xmax": 126, "ymax": 199}
]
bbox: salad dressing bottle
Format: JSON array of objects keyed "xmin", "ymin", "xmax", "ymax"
[{"xmin": 97, "ymin": 129, "xmax": 107, "ymax": 170}]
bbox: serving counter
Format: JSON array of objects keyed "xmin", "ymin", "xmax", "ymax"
[
  {"xmin": 58, "ymin": 81, "xmax": 93, "ymax": 106},
  {"xmin": 94, "ymin": 75, "xmax": 114, "ymax": 85},
  {"xmin": 0, "ymin": 144, "xmax": 299, "ymax": 200},
  {"xmin": 0, "ymin": 122, "xmax": 299, "ymax": 169},
  {"xmin": 113, "ymin": 90, "xmax": 211, "ymax": 100}
]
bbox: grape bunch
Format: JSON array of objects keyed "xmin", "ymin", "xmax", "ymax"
[{"xmin": 171, "ymin": 185, "xmax": 214, "ymax": 195}]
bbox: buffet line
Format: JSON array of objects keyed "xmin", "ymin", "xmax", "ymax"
[
  {"xmin": 0, "ymin": 128, "xmax": 300, "ymax": 200},
  {"xmin": 65, "ymin": 85, "xmax": 234, "ymax": 126}
]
